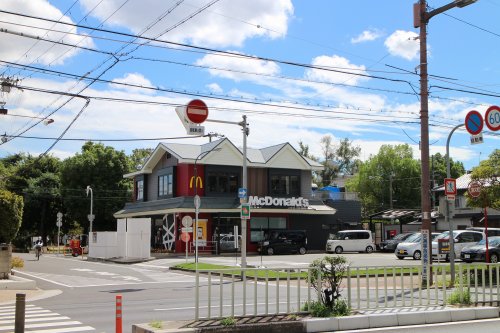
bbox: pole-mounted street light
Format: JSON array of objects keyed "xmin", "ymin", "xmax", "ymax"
[
  {"xmin": 86, "ymin": 186, "xmax": 94, "ymax": 257},
  {"xmin": 414, "ymin": 0, "xmax": 477, "ymax": 283}
]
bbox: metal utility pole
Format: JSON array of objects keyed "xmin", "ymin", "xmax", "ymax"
[
  {"xmin": 240, "ymin": 115, "xmax": 248, "ymax": 271},
  {"xmin": 446, "ymin": 124, "xmax": 464, "ymax": 285},
  {"xmin": 414, "ymin": 0, "xmax": 477, "ymax": 285}
]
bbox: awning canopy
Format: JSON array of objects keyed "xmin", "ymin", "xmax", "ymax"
[
  {"xmin": 368, "ymin": 209, "xmax": 419, "ymax": 220},
  {"xmin": 114, "ymin": 196, "xmax": 336, "ymax": 218}
]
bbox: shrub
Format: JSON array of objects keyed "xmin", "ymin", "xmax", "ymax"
[
  {"xmin": 302, "ymin": 298, "xmax": 351, "ymax": 317},
  {"xmin": 10, "ymin": 256, "xmax": 24, "ymax": 270},
  {"xmin": 309, "ymin": 256, "xmax": 349, "ymax": 309},
  {"xmin": 447, "ymin": 288, "xmax": 471, "ymax": 305},
  {"xmin": 220, "ymin": 316, "xmax": 236, "ymax": 326}
]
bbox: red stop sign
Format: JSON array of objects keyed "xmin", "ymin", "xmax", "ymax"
[
  {"xmin": 468, "ymin": 181, "xmax": 482, "ymax": 198},
  {"xmin": 186, "ymin": 99, "xmax": 209, "ymax": 124}
]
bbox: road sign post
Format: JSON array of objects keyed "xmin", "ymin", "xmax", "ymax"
[{"xmin": 56, "ymin": 212, "xmax": 63, "ymax": 255}]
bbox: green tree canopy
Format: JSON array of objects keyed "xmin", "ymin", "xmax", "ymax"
[
  {"xmin": 60, "ymin": 142, "xmax": 132, "ymax": 232},
  {"xmin": 469, "ymin": 149, "xmax": 500, "ymax": 210},
  {"xmin": 0, "ymin": 189, "xmax": 24, "ymax": 243},
  {"xmin": 431, "ymin": 152, "xmax": 465, "ymax": 187},
  {"xmin": 346, "ymin": 144, "xmax": 421, "ymax": 216}
]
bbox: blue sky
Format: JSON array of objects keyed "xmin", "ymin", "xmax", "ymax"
[{"xmin": 0, "ymin": 0, "xmax": 498, "ymax": 172}]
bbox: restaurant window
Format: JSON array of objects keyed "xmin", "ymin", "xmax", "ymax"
[
  {"xmin": 207, "ymin": 171, "xmax": 239, "ymax": 195},
  {"xmin": 158, "ymin": 174, "xmax": 173, "ymax": 197},
  {"xmin": 250, "ymin": 217, "xmax": 287, "ymax": 242},
  {"xmin": 269, "ymin": 169, "xmax": 300, "ymax": 196},
  {"xmin": 136, "ymin": 180, "xmax": 144, "ymax": 201}
]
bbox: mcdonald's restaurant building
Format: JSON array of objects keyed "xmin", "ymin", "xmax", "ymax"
[{"xmin": 114, "ymin": 138, "xmax": 337, "ymax": 254}]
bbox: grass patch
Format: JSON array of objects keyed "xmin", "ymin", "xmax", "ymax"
[
  {"xmin": 220, "ymin": 316, "xmax": 236, "ymax": 326},
  {"xmin": 447, "ymin": 288, "xmax": 471, "ymax": 305},
  {"xmin": 149, "ymin": 320, "xmax": 163, "ymax": 329},
  {"xmin": 173, "ymin": 262, "xmax": 423, "ymax": 279}
]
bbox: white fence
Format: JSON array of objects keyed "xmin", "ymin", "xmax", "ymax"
[
  {"xmin": 89, "ymin": 218, "xmax": 151, "ymax": 259},
  {"xmin": 194, "ymin": 263, "xmax": 500, "ymax": 320}
]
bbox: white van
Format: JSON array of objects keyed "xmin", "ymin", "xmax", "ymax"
[
  {"xmin": 326, "ymin": 230, "xmax": 374, "ymax": 254},
  {"xmin": 432, "ymin": 230, "xmax": 484, "ymax": 260}
]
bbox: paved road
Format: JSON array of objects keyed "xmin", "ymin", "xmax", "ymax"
[{"xmin": 11, "ymin": 251, "xmax": 424, "ymax": 332}]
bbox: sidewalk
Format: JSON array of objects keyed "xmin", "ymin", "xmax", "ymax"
[{"xmin": 0, "ymin": 272, "xmax": 60, "ymax": 305}]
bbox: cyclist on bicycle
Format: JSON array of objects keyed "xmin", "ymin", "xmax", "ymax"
[{"xmin": 34, "ymin": 238, "xmax": 43, "ymax": 259}]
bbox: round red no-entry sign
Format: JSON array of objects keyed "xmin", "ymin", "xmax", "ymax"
[
  {"xmin": 186, "ymin": 99, "xmax": 208, "ymax": 124},
  {"xmin": 468, "ymin": 181, "xmax": 482, "ymax": 198}
]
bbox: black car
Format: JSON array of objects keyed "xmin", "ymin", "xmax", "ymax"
[
  {"xmin": 379, "ymin": 233, "xmax": 415, "ymax": 252},
  {"xmin": 259, "ymin": 230, "xmax": 307, "ymax": 255},
  {"xmin": 460, "ymin": 236, "xmax": 500, "ymax": 263}
]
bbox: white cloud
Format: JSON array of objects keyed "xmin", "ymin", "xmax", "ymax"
[
  {"xmin": 196, "ymin": 52, "xmax": 280, "ymax": 82},
  {"xmin": 351, "ymin": 29, "xmax": 383, "ymax": 44},
  {"xmin": 79, "ymin": 0, "xmax": 293, "ymax": 47},
  {"xmin": 384, "ymin": 30, "xmax": 419, "ymax": 60},
  {"xmin": 0, "ymin": 0, "xmax": 94, "ymax": 66},
  {"xmin": 110, "ymin": 73, "xmax": 155, "ymax": 94},
  {"xmin": 304, "ymin": 55, "xmax": 368, "ymax": 86},
  {"xmin": 207, "ymin": 83, "xmax": 223, "ymax": 94}
]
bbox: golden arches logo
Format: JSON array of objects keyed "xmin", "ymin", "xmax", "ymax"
[{"xmin": 189, "ymin": 176, "xmax": 203, "ymax": 189}]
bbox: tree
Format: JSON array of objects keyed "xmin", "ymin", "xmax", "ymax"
[
  {"xmin": 431, "ymin": 153, "xmax": 465, "ymax": 187},
  {"xmin": 60, "ymin": 142, "xmax": 132, "ymax": 232},
  {"xmin": 129, "ymin": 148, "xmax": 154, "ymax": 171},
  {"xmin": 335, "ymin": 138, "xmax": 361, "ymax": 175},
  {"xmin": 1, "ymin": 154, "xmax": 62, "ymax": 246},
  {"xmin": 320, "ymin": 135, "xmax": 337, "ymax": 186},
  {"xmin": 297, "ymin": 140, "xmax": 320, "ymax": 185},
  {"xmin": 0, "ymin": 189, "xmax": 24, "ymax": 243},
  {"xmin": 468, "ymin": 149, "xmax": 500, "ymax": 210},
  {"xmin": 346, "ymin": 144, "xmax": 421, "ymax": 216}
]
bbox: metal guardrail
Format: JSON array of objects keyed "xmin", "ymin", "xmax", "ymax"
[{"xmin": 194, "ymin": 263, "xmax": 500, "ymax": 320}]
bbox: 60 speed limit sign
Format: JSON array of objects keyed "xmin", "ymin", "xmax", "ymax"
[{"xmin": 485, "ymin": 105, "xmax": 500, "ymax": 131}]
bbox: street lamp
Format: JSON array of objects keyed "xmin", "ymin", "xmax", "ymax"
[
  {"xmin": 86, "ymin": 185, "xmax": 94, "ymax": 233},
  {"xmin": 414, "ymin": 0, "xmax": 477, "ymax": 283},
  {"xmin": 193, "ymin": 147, "xmax": 221, "ymax": 264}
]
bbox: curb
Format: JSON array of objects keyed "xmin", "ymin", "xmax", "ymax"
[
  {"xmin": 0, "ymin": 274, "xmax": 37, "ymax": 290},
  {"xmin": 132, "ymin": 307, "xmax": 500, "ymax": 333}
]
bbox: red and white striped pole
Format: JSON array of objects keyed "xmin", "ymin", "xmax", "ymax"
[{"xmin": 116, "ymin": 295, "xmax": 122, "ymax": 333}]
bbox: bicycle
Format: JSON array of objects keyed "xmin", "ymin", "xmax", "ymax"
[{"xmin": 35, "ymin": 246, "xmax": 42, "ymax": 260}]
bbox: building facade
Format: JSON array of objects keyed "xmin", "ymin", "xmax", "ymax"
[{"xmin": 114, "ymin": 138, "xmax": 344, "ymax": 254}]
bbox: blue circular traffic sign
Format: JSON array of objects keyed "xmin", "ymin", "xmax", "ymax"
[{"xmin": 465, "ymin": 110, "xmax": 484, "ymax": 135}]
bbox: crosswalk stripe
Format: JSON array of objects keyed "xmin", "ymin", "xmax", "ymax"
[
  {"xmin": 25, "ymin": 326, "xmax": 95, "ymax": 333},
  {"xmin": 0, "ymin": 305, "xmax": 95, "ymax": 333}
]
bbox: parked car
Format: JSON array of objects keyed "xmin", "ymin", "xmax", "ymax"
[
  {"xmin": 395, "ymin": 232, "xmax": 441, "ymax": 260},
  {"xmin": 461, "ymin": 236, "xmax": 500, "ymax": 263},
  {"xmin": 466, "ymin": 227, "xmax": 500, "ymax": 237},
  {"xmin": 432, "ymin": 230, "xmax": 484, "ymax": 261},
  {"xmin": 259, "ymin": 230, "xmax": 307, "ymax": 255},
  {"xmin": 379, "ymin": 232, "xmax": 415, "ymax": 252},
  {"xmin": 325, "ymin": 230, "xmax": 374, "ymax": 254}
]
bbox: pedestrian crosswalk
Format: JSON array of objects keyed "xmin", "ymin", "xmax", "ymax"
[{"xmin": 0, "ymin": 304, "xmax": 95, "ymax": 333}]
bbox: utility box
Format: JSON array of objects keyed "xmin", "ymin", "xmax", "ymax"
[{"xmin": 0, "ymin": 244, "xmax": 12, "ymax": 279}]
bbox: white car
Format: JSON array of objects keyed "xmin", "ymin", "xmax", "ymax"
[
  {"xmin": 395, "ymin": 232, "xmax": 441, "ymax": 260},
  {"xmin": 326, "ymin": 230, "xmax": 374, "ymax": 254},
  {"xmin": 432, "ymin": 230, "xmax": 484, "ymax": 261}
]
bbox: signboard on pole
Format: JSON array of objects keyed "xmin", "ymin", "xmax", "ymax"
[
  {"xmin": 421, "ymin": 229, "xmax": 430, "ymax": 281},
  {"xmin": 485, "ymin": 105, "xmax": 500, "ymax": 131},
  {"xmin": 468, "ymin": 181, "xmax": 482, "ymax": 198},
  {"xmin": 241, "ymin": 203, "xmax": 251, "ymax": 220},
  {"xmin": 464, "ymin": 110, "xmax": 484, "ymax": 135}
]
